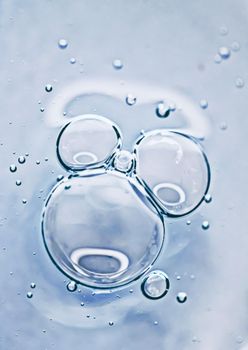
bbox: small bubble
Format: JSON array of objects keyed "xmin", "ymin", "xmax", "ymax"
[
  {"xmin": 219, "ymin": 26, "xmax": 228, "ymax": 36},
  {"xmin": 22, "ymin": 199, "xmax": 27, "ymax": 204},
  {"xmin": 9, "ymin": 164, "xmax": 17, "ymax": 173},
  {"xmin": 236, "ymin": 336, "xmax": 244, "ymax": 344},
  {"xmin": 109, "ymin": 321, "xmax": 114, "ymax": 326},
  {"xmin": 204, "ymin": 194, "xmax": 212, "ymax": 203},
  {"xmin": 214, "ymin": 54, "xmax": 222, "ymax": 64},
  {"xmin": 202, "ymin": 220, "xmax": 209, "ymax": 230},
  {"xmin": 70, "ymin": 57, "xmax": 76, "ymax": 64},
  {"xmin": 58, "ymin": 39, "xmax": 68, "ymax": 49},
  {"xmin": 155, "ymin": 101, "xmax": 171, "ymax": 118},
  {"xmin": 66, "ymin": 281, "xmax": 77, "ymax": 292},
  {"xmin": 129, "ymin": 289, "xmax": 134, "ymax": 294},
  {"xmin": 16, "ymin": 180, "xmax": 22, "ymax": 186},
  {"xmin": 45, "ymin": 84, "xmax": 53, "ymax": 93},
  {"xmin": 112, "ymin": 59, "xmax": 123, "ymax": 70},
  {"xmin": 176, "ymin": 275, "xmax": 181, "ymax": 280},
  {"xmin": 64, "ymin": 184, "xmax": 71, "ymax": 190},
  {"xmin": 231, "ymin": 41, "xmax": 240, "ymax": 52},
  {"xmin": 218, "ymin": 46, "xmax": 231, "ymax": 59},
  {"xmin": 40, "ymin": 107, "xmax": 45, "ymax": 112},
  {"xmin": 27, "ymin": 292, "xmax": 33, "ymax": 299},
  {"xmin": 56, "ymin": 175, "xmax": 64, "ymax": 182},
  {"xmin": 235, "ymin": 77, "xmax": 245, "ymax": 88},
  {"xmin": 186, "ymin": 220, "xmax": 191, "ymax": 226},
  {"xmin": 154, "ymin": 321, "xmax": 159, "ymax": 326},
  {"xmin": 18, "ymin": 156, "xmax": 26, "ymax": 164},
  {"xmin": 80, "ymin": 302, "xmax": 85, "ymax": 307},
  {"xmin": 176, "ymin": 292, "xmax": 187, "ymax": 303},
  {"xmin": 141, "ymin": 270, "xmax": 170, "ymax": 300},
  {"xmin": 30, "ymin": 282, "xmax": 36, "ymax": 289},
  {"xmin": 200, "ymin": 99, "xmax": 208, "ymax": 109},
  {"xmin": 114, "ymin": 150, "xmax": 133, "ymax": 172},
  {"xmin": 36, "ymin": 160, "xmax": 40, "ymax": 165},
  {"xmin": 220, "ymin": 122, "xmax": 228, "ymax": 130},
  {"xmin": 126, "ymin": 94, "xmax": 137, "ymax": 106}
]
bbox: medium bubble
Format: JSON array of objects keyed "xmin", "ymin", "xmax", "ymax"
[
  {"xmin": 45, "ymin": 84, "xmax": 53, "ymax": 93},
  {"xmin": 155, "ymin": 101, "xmax": 171, "ymax": 118},
  {"xmin": 112, "ymin": 59, "xmax": 123, "ymax": 70},
  {"xmin": 218, "ymin": 46, "xmax": 231, "ymax": 59},
  {"xmin": 176, "ymin": 292, "xmax": 187, "ymax": 303},
  {"xmin": 141, "ymin": 270, "xmax": 170, "ymax": 300},
  {"xmin": 202, "ymin": 220, "xmax": 209, "ymax": 230},
  {"xmin": 66, "ymin": 281, "xmax": 77, "ymax": 292},
  {"xmin": 18, "ymin": 156, "xmax": 26, "ymax": 164},
  {"xmin": 126, "ymin": 94, "xmax": 137, "ymax": 106},
  {"xmin": 58, "ymin": 38, "xmax": 68, "ymax": 49},
  {"xmin": 9, "ymin": 164, "xmax": 17, "ymax": 173}
]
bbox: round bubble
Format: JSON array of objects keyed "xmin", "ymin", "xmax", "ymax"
[
  {"xmin": 42, "ymin": 171, "xmax": 165, "ymax": 288},
  {"xmin": 134, "ymin": 130, "xmax": 210, "ymax": 216},
  {"xmin": 141, "ymin": 270, "xmax": 170, "ymax": 299},
  {"xmin": 56, "ymin": 115, "xmax": 122, "ymax": 171}
]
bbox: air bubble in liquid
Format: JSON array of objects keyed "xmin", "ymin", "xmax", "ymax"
[
  {"xmin": 67, "ymin": 281, "xmax": 77, "ymax": 292},
  {"xmin": 155, "ymin": 101, "xmax": 171, "ymax": 118},
  {"xmin": 9, "ymin": 164, "xmax": 17, "ymax": 173},
  {"xmin": 18, "ymin": 156, "xmax": 26, "ymax": 164},
  {"xmin": 126, "ymin": 94, "xmax": 137, "ymax": 106},
  {"xmin": 45, "ymin": 84, "xmax": 53, "ymax": 93},
  {"xmin": 200, "ymin": 99, "xmax": 208, "ymax": 109},
  {"xmin": 141, "ymin": 270, "xmax": 170, "ymax": 300},
  {"xmin": 112, "ymin": 59, "xmax": 123, "ymax": 70},
  {"xmin": 70, "ymin": 57, "xmax": 76, "ymax": 64},
  {"xmin": 27, "ymin": 292, "xmax": 33, "ymax": 299},
  {"xmin": 16, "ymin": 180, "xmax": 22, "ymax": 186},
  {"xmin": 42, "ymin": 171, "xmax": 165, "ymax": 288},
  {"xmin": 56, "ymin": 115, "xmax": 122, "ymax": 171},
  {"xmin": 176, "ymin": 292, "xmax": 187, "ymax": 303},
  {"xmin": 218, "ymin": 46, "xmax": 231, "ymax": 59},
  {"xmin": 235, "ymin": 77, "xmax": 245, "ymax": 88},
  {"xmin": 58, "ymin": 39, "xmax": 68, "ymax": 49},
  {"xmin": 114, "ymin": 150, "xmax": 133, "ymax": 173},
  {"xmin": 134, "ymin": 130, "xmax": 210, "ymax": 216},
  {"xmin": 202, "ymin": 220, "xmax": 209, "ymax": 230}
]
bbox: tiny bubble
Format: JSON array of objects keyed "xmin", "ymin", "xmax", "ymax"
[
  {"xmin": 18, "ymin": 156, "xmax": 26, "ymax": 164},
  {"xmin": 126, "ymin": 94, "xmax": 137, "ymax": 106},
  {"xmin": 27, "ymin": 292, "xmax": 33, "ymax": 299},
  {"xmin": 218, "ymin": 46, "xmax": 231, "ymax": 59},
  {"xmin": 176, "ymin": 292, "xmax": 187, "ymax": 303},
  {"xmin": 67, "ymin": 281, "xmax": 77, "ymax": 292},
  {"xmin": 70, "ymin": 57, "xmax": 76, "ymax": 64},
  {"xmin": 202, "ymin": 220, "xmax": 209, "ymax": 230},
  {"xmin": 112, "ymin": 59, "xmax": 123, "ymax": 70},
  {"xmin": 200, "ymin": 99, "xmax": 208, "ymax": 109},
  {"xmin": 45, "ymin": 84, "xmax": 53, "ymax": 93},
  {"xmin": 10, "ymin": 164, "xmax": 17, "ymax": 173},
  {"xmin": 58, "ymin": 39, "xmax": 68, "ymax": 49}
]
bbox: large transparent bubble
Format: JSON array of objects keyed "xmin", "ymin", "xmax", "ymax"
[
  {"xmin": 134, "ymin": 130, "xmax": 210, "ymax": 216},
  {"xmin": 42, "ymin": 171, "xmax": 165, "ymax": 288}
]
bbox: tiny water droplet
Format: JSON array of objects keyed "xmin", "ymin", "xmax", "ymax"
[
  {"xmin": 70, "ymin": 57, "xmax": 76, "ymax": 64},
  {"xmin": 58, "ymin": 39, "xmax": 68, "ymax": 49},
  {"xmin": 218, "ymin": 46, "xmax": 231, "ymax": 59},
  {"xmin": 112, "ymin": 59, "xmax": 123, "ymax": 70},
  {"xmin": 45, "ymin": 84, "xmax": 53, "ymax": 93},
  {"xmin": 18, "ymin": 156, "xmax": 26, "ymax": 164},
  {"xmin": 27, "ymin": 292, "xmax": 33, "ymax": 299},
  {"xmin": 200, "ymin": 99, "xmax": 208, "ymax": 109},
  {"xmin": 204, "ymin": 194, "xmax": 212, "ymax": 203},
  {"xmin": 66, "ymin": 281, "xmax": 77, "ymax": 292},
  {"xmin": 155, "ymin": 101, "xmax": 171, "ymax": 118},
  {"xmin": 141, "ymin": 270, "xmax": 170, "ymax": 300},
  {"xmin": 235, "ymin": 77, "xmax": 245, "ymax": 88},
  {"xmin": 10, "ymin": 164, "xmax": 17, "ymax": 173},
  {"xmin": 64, "ymin": 184, "xmax": 71, "ymax": 190},
  {"xmin": 202, "ymin": 220, "xmax": 209, "ymax": 230},
  {"xmin": 176, "ymin": 292, "xmax": 187, "ymax": 303},
  {"xmin": 236, "ymin": 336, "xmax": 244, "ymax": 344},
  {"xmin": 126, "ymin": 94, "xmax": 137, "ymax": 106}
]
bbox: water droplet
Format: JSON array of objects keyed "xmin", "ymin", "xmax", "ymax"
[
  {"xmin": 176, "ymin": 292, "xmax": 187, "ymax": 303},
  {"xmin": 30, "ymin": 283, "xmax": 36, "ymax": 289},
  {"xmin": 202, "ymin": 220, "xmax": 209, "ymax": 230},
  {"xmin": 200, "ymin": 99, "xmax": 208, "ymax": 109},
  {"xmin": 135, "ymin": 130, "xmax": 210, "ymax": 216},
  {"xmin": 235, "ymin": 77, "xmax": 245, "ymax": 88},
  {"xmin": 112, "ymin": 59, "xmax": 123, "ymax": 70},
  {"xmin": 66, "ymin": 281, "xmax": 77, "ymax": 292},
  {"xmin": 18, "ymin": 156, "xmax": 26, "ymax": 164},
  {"xmin": 56, "ymin": 115, "xmax": 122, "ymax": 171},
  {"xmin": 141, "ymin": 270, "xmax": 170, "ymax": 300},
  {"xmin": 126, "ymin": 94, "xmax": 137, "ymax": 106},
  {"xmin": 58, "ymin": 39, "xmax": 68, "ymax": 49},
  {"xmin": 16, "ymin": 180, "xmax": 22, "ymax": 186},
  {"xmin": 45, "ymin": 84, "xmax": 53, "ymax": 93},
  {"xmin": 109, "ymin": 321, "xmax": 114, "ymax": 326},
  {"xmin": 70, "ymin": 57, "xmax": 76, "ymax": 64},
  {"xmin": 22, "ymin": 199, "xmax": 27, "ymax": 204},
  {"xmin": 218, "ymin": 46, "xmax": 231, "ymax": 59},
  {"xmin": 219, "ymin": 26, "xmax": 228, "ymax": 36},
  {"xmin": 204, "ymin": 194, "xmax": 212, "ymax": 203},
  {"xmin": 155, "ymin": 101, "xmax": 171, "ymax": 118},
  {"xmin": 9, "ymin": 164, "xmax": 17, "ymax": 173},
  {"xmin": 231, "ymin": 41, "xmax": 240, "ymax": 52},
  {"xmin": 27, "ymin": 292, "xmax": 33, "ymax": 299},
  {"xmin": 114, "ymin": 150, "xmax": 133, "ymax": 172}
]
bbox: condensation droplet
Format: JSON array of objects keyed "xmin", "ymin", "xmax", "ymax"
[
  {"xmin": 126, "ymin": 94, "xmax": 137, "ymax": 106},
  {"xmin": 218, "ymin": 46, "xmax": 231, "ymax": 59},
  {"xmin": 18, "ymin": 156, "xmax": 26, "ymax": 164},
  {"xmin": 176, "ymin": 292, "xmax": 187, "ymax": 303},
  {"xmin": 186, "ymin": 220, "xmax": 191, "ymax": 225},
  {"xmin": 141, "ymin": 270, "xmax": 170, "ymax": 300},
  {"xmin": 40, "ymin": 107, "xmax": 45, "ymax": 112},
  {"xmin": 112, "ymin": 59, "xmax": 123, "ymax": 70},
  {"xmin": 66, "ymin": 281, "xmax": 77, "ymax": 292},
  {"xmin": 58, "ymin": 38, "xmax": 68, "ymax": 49},
  {"xmin": 202, "ymin": 220, "xmax": 209, "ymax": 230},
  {"xmin": 45, "ymin": 84, "xmax": 53, "ymax": 93},
  {"xmin": 9, "ymin": 164, "xmax": 17, "ymax": 173}
]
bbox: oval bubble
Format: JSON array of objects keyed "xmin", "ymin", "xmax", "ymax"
[
  {"xmin": 42, "ymin": 171, "xmax": 165, "ymax": 288},
  {"xmin": 134, "ymin": 130, "xmax": 210, "ymax": 216},
  {"xmin": 57, "ymin": 114, "xmax": 122, "ymax": 171}
]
